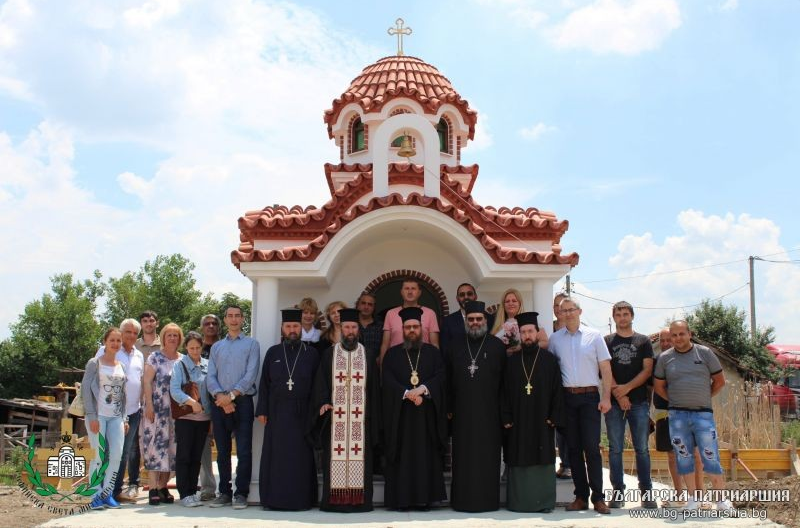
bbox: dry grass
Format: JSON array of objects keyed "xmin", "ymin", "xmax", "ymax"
[{"xmin": 713, "ymin": 379, "xmax": 783, "ymax": 449}]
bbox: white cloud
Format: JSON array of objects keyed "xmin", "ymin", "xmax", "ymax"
[
  {"xmin": 548, "ymin": 0, "xmax": 682, "ymax": 55},
  {"xmin": 574, "ymin": 210, "xmax": 800, "ymax": 341},
  {"xmin": 519, "ymin": 122, "xmax": 558, "ymax": 141},
  {"xmin": 0, "ymin": 1, "xmax": 385, "ymax": 337},
  {"xmin": 719, "ymin": 0, "xmax": 738, "ymax": 12}
]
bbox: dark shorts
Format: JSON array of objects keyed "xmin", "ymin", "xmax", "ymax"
[{"xmin": 655, "ymin": 417, "xmax": 671, "ymax": 452}]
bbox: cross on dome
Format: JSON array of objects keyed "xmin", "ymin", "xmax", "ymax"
[{"xmin": 387, "ymin": 18, "xmax": 412, "ymax": 56}]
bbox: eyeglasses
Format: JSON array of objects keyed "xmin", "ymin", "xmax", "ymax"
[
  {"xmin": 203, "ymin": 321, "xmax": 218, "ymax": 326},
  {"xmin": 561, "ymin": 308, "xmax": 578, "ymax": 314},
  {"xmin": 466, "ymin": 316, "xmax": 485, "ymax": 322}
]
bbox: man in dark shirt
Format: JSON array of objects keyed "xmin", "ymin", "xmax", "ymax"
[
  {"xmin": 356, "ymin": 293, "xmax": 383, "ymax": 358},
  {"xmin": 605, "ymin": 301, "xmax": 656, "ymax": 508}
]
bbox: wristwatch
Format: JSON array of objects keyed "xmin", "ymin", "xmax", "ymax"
[{"xmin": 229, "ymin": 391, "xmax": 236, "ymax": 401}]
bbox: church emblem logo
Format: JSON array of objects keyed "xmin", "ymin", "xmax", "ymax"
[{"xmin": 17, "ymin": 432, "xmax": 112, "ymax": 515}]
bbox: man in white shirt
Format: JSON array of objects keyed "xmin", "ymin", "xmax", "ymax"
[
  {"xmin": 548, "ymin": 297, "xmax": 613, "ymax": 514},
  {"xmin": 95, "ymin": 318, "xmax": 144, "ymax": 502}
]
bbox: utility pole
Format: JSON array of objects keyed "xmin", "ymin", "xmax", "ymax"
[
  {"xmin": 749, "ymin": 256, "xmax": 756, "ymax": 339},
  {"xmin": 566, "ymin": 274, "xmax": 571, "ymax": 295}
]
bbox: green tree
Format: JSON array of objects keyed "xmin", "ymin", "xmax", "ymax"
[
  {"xmin": 183, "ymin": 292, "xmax": 252, "ymax": 336},
  {"xmin": 0, "ymin": 272, "xmax": 105, "ymax": 398},
  {"xmin": 103, "ymin": 254, "xmax": 202, "ymax": 329},
  {"xmin": 685, "ymin": 300, "xmax": 777, "ymax": 380}
]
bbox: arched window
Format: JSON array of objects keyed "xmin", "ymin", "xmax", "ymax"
[
  {"xmin": 437, "ymin": 118, "xmax": 449, "ymax": 153},
  {"xmin": 351, "ymin": 117, "xmax": 365, "ymax": 152}
]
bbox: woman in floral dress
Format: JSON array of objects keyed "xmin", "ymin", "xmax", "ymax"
[{"xmin": 141, "ymin": 323, "xmax": 183, "ymax": 505}]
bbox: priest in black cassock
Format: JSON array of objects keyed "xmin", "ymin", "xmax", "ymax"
[
  {"xmin": 381, "ymin": 307, "xmax": 447, "ymax": 510},
  {"xmin": 501, "ymin": 311, "xmax": 565, "ymax": 512},
  {"xmin": 445, "ymin": 300, "xmax": 507, "ymax": 512},
  {"xmin": 256, "ymin": 309, "xmax": 320, "ymax": 510},
  {"xmin": 309, "ymin": 308, "xmax": 380, "ymax": 512}
]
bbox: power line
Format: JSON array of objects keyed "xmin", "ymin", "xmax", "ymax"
[{"xmin": 570, "ymin": 282, "xmax": 750, "ymax": 310}]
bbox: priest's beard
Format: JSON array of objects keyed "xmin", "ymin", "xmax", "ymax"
[
  {"xmin": 467, "ymin": 322, "xmax": 488, "ymax": 340},
  {"xmin": 284, "ymin": 334, "xmax": 300, "ymax": 347},
  {"xmin": 403, "ymin": 336, "xmax": 422, "ymax": 350},
  {"xmin": 521, "ymin": 340, "xmax": 539, "ymax": 352},
  {"xmin": 341, "ymin": 335, "xmax": 359, "ymax": 351}
]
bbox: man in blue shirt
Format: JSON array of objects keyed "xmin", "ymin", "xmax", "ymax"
[{"xmin": 206, "ymin": 305, "xmax": 261, "ymax": 510}]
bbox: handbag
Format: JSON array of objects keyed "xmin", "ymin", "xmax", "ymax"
[
  {"xmin": 68, "ymin": 382, "xmax": 85, "ymax": 417},
  {"xmin": 170, "ymin": 360, "xmax": 201, "ymax": 420}
]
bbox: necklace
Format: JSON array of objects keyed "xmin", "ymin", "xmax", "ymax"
[
  {"xmin": 283, "ymin": 341, "xmax": 305, "ymax": 391},
  {"xmin": 520, "ymin": 346, "xmax": 540, "ymax": 395},
  {"xmin": 405, "ymin": 347, "xmax": 421, "ymax": 387},
  {"xmin": 465, "ymin": 333, "xmax": 487, "ymax": 379}
]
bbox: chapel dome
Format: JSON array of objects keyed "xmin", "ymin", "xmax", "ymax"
[{"xmin": 324, "ymin": 55, "xmax": 477, "ymax": 139}]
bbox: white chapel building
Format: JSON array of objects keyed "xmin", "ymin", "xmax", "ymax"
[{"xmin": 230, "ymin": 48, "xmax": 578, "ymax": 500}]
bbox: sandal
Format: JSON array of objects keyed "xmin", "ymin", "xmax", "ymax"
[
  {"xmin": 158, "ymin": 488, "xmax": 175, "ymax": 504},
  {"xmin": 148, "ymin": 489, "xmax": 160, "ymax": 506}
]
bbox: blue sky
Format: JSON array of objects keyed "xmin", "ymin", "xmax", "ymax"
[{"xmin": 1, "ymin": 0, "xmax": 798, "ymax": 340}]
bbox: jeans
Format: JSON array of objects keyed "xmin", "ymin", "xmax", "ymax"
[
  {"xmin": 112, "ymin": 409, "xmax": 141, "ymax": 496},
  {"xmin": 87, "ymin": 415, "xmax": 125, "ymax": 499},
  {"xmin": 211, "ymin": 395, "xmax": 254, "ymax": 497},
  {"xmin": 668, "ymin": 410, "xmax": 722, "ymax": 475},
  {"xmin": 200, "ymin": 433, "xmax": 216, "ymax": 495},
  {"xmin": 564, "ymin": 391, "xmax": 604, "ymax": 503},
  {"xmin": 175, "ymin": 419, "xmax": 210, "ymax": 499},
  {"xmin": 605, "ymin": 400, "xmax": 652, "ymax": 491}
]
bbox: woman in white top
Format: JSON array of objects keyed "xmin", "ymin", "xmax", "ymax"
[
  {"xmin": 82, "ymin": 327, "xmax": 129, "ymax": 510},
  {"xmin": 491, "ymin": 288, "xmax": 548, "ymax": 354}
]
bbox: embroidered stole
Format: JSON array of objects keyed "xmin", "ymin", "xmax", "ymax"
[{"xmin": 329, "ymin": 343, "xmax": 367, "ymax": 504}]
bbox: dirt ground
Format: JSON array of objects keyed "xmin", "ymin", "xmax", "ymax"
[
  {"xmin": 0, "ymin": 486, "xmax": 60, "ymax": 528},
  {"xmin": 728, "ymin": 475, "xmax": 800, "ymax": 528}
]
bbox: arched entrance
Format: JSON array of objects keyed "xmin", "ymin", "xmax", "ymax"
[{"xmin": 361, "ymin": 269, "xmax": 450, "ymax": 323}]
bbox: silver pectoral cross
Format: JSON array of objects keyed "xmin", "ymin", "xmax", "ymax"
[
  {"xmin": 467, "ymin": 360, "xmax": 479, "ymax": 378},
  {"xmin": 286, "ymin": 378, "xmax": 294, "ymax": 391}
]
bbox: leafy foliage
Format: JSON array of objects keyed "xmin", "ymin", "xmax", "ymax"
[
  {"xmin": 685, "ymin": 299, "xmax": 778, "ymax": 380},
  {"xmin": 0, "ymin": 273, "xmax": 105, "ymax": 398},
  {"xmin": 0, "ymin": 255, "xmax": 251, "ymax": 398}
]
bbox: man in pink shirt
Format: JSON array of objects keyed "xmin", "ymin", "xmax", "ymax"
[{"xmin": 379, "ymin": 278, "xmax": 440, "ymax": 365}]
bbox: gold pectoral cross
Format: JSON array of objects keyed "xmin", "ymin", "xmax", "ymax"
[
  {"xmin": 525, "ymin": 382, "xmax": 532, "ymax": 395},
  {"xmin": 286, "ymin": 378, "xmax": 294, "ymax": 391}
]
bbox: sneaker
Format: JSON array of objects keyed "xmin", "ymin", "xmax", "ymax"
[
  {"xmin": 717, "ymin": 499, "xmax": 735, "ymax": 512},
  {"xmin": 232, "ymin": 494, "xmax": 248, "ymax": 510},
  {"xmin": 209, "ymin": 494, "xmax": 232, "ymax": 508},
  {"xmin": 556, "ymin": 467, "xmax": 572, "ymax": 479},
  {"xmin": 90, "ymin": 496, "xmax": 106, "ymax": 510},
  {"xmin": 200, "ymin": 490, "xmax": 216, "ymax": 502},
  {"xmin": 125, "ymin": 485, "xmax": 140, "ymax": 501},
  {"xmin": 104, "ymin": 495, "xmax": 121, "ymax": 509},
  {"xmin": 180, "ymin": 495, "xmax": 203, "ymax": 508},
  {"xmin": 682, "ymin": 499, "xmax": 700, "ymax": 510}
]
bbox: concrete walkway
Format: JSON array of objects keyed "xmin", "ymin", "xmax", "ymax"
[{"xmin": 39, "ymin": 462, "xmax": 782, "ymax": 528}]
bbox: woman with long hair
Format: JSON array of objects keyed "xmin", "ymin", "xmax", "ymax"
[
  {"xmin": 491, "ymin": 289, "xmax": 548, "ymax": 354},
  {"xmin": 316, "ymin": 301, "xmax": 347, "ymax": 352},
  {"xmin": 83, "ymin": 327, "xmax": 129, "ymax": 510}
]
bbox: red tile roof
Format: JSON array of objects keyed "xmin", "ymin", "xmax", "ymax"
[
  {"xmin": 324, "ymin": 55, "xmax": 478, "ymax": 139},
  {"xmin": 232, "ymin": 167, "xmax": 578, "ymax": 268}
]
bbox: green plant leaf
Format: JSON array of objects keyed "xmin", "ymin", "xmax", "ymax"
[{"xmin": 45, "ymin": 483, "xmax": 57, "ymax": 494}]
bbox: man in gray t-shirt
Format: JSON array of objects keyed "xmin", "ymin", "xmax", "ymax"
[{"xmin": 653, "ymin": 320, "xmax": 733, "ymax": 512}]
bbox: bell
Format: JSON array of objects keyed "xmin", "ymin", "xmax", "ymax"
[{"xmin": 397, "ymin": 134, "xmax": 416, "ymax": 159}]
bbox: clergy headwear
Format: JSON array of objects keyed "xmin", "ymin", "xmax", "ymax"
[
  {"xmin": 516, "ymin": 311, "xmax": 540, "ymax": 330},
  {"xmin": 463, "ymin": 300, "xmax": 486, "ymax": 316},
  {"xmin": 399, "ymin": 307, "xmax": 423, "ymax": 323},
  {"xmin": 281, "ymin": 309, "xmax": 303, "ymax": 323},
  {"xmin": 339, "ymin": 308, "xmax": 360, "ymax": 323}
]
